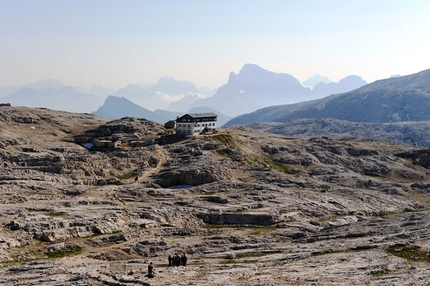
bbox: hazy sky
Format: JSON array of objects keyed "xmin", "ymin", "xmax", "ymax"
[{"xmin": 1, "ymin": 0, "xmax": 430, "ymax": 89}]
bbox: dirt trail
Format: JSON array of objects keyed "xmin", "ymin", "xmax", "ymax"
[{"xmin": 136, "ymin": 145, "xmax": 168, "ymax": 183}]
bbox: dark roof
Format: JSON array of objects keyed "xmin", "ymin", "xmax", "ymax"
[{"xmin": 186, "ymin": 112, "xmax": 217, "ymax": 118}]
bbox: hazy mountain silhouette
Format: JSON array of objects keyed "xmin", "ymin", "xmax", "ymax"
[
  {"xmin": 187, "ymin": 64, "xmax": 366, "ymax": 117},
  {"xmin": 221, "ymin": 99, "xmax": 321, "ymax": 127},
  {"xmin": 93, "ymin": 95, "xmax": 170, "ymax": 123},
  {"xmin": 135, "ymin": 83, "xmax": 154, "ymax": 89},
  {"xmin": 354, "ymin": 69, "xmax": 430, "ymax": 92},
  {"xmin": 167, "ymin": 94, "xmax": 201, "ymax": 112},
  {"xmin": 2, "ymin": 65, "xmax": 367, "ymax": 118},
  {"xmin": 113, "ymin": 84, "xmax": 164, "ymax": 110},
  {"xmin": 93, "ymin": 95, "xmax": 230, "ymax": 126},
  {"xmin": 312, "ymin": 75, "xmax": 367, "ymax": 97},
  {"xmin": 20, "ymin": 79, "xmax": 67, "ymax": 90},
  {"xmin": 76, "ymin": 84, "xmax": 115, "ymax": 97},
  {"xmin": 146, "ymin": 77, "xmax": 199, "ymax": 94},
  {"xmin": 3, "ymin": 86, "xmax": 105, "ymax": 113},
  {"xmin": 0, "ymin": 85, "xmax": 20, "ymax": 98},
  {"xmin": 189, "ymin": 64, "xmax": 314, "ymax": 117},
  {"xmin": 224, "ymin": 68, "xmax": 430, "ymax": 127},
  {"xmin": 113, "ymin": 77, "xmax": 212, "ymax": 111},
  {"xmin": 196, "ymin": 86, "xmax": 215, "ymax": 93},
  {"xmin": 302, "ymin": 74, "xmax": 332, "ymax": 89},
  {"xmin": 153, "ymin": 109, "xmax": 183, "ymax": 122},
  {"xmin": 0, "ymin": 79, "xmax": 67, "ymax": 98}
]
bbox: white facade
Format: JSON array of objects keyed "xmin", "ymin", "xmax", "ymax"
[{"xmin": 176, "ymin": 112, "xmax": 218, "ymax": 136}]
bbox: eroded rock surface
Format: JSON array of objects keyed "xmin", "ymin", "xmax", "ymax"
[{"xmin": 1, "ymin": 107, "xmax": 430, "ymax": 285}]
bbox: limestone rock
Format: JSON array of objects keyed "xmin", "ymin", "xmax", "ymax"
[{"xmin": 1, "ymin": 107, "xmax": 430, "ymax": 285}]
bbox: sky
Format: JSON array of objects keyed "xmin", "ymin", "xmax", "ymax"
[{"xmin": 1, "ymin": 0, "xmax": 430, "ymax": 90}]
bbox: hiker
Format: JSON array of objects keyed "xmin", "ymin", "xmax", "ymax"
[
  {"xmin": 134, "ymin": 176, "xmax": 138, "ymax": 183},
  {"xmin": 181, "ymin": 253, "xmax": 187, "ymax": 266},
  {"xmin": 148, "ymin": 262, "xmax": 155, "ymax": 278},
  {"xmin": 168, "ymin": 255, "xmax": 173, "ymax": 267},
  {"xmin": 175, "ymin": 254, "xmax": 180, "ymax": 267}
]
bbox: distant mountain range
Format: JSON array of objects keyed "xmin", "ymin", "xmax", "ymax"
[
  {"xmin": 113, "ymin": 77, "xmax": 213, "ymax": 111},
  {"xmin": 3, "ymin": 65, "xmax": 430, "ymax": 146},
  {"xmin": 92, "ymin": 95, "xmax": 174, "ymax": 123},
  {"xmin": 224, "ymin": 68, "xmax": 430, "ymax": 146},
  {"xmin": 93, "ymin": 96, "xmax": 233, "ymax": 126},
  {"xmin": 225, "ymin": 68, "xmax": 430, "ymax": 127},
  {"xmin": 0, "ymin": 63, "xmax": 367, "ymax": 122},
  {"xmin": 1, "ymin": 86, "xmax": 105, "ymax": 113},
  {"xmin": 0, "ymin": 77, "xmax": 213, "ymax": 113},
  {"xmin": 186, "ymin": 64, "xmax": 367, "ymax": 117},
  {"xmin": 302, "ymin": 74, "xmax": 332, "ymax": 89}
]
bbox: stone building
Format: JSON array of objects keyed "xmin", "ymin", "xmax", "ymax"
[{"xmin": 175, "ymin": 112, "xmax": 218, "ymax": 136}]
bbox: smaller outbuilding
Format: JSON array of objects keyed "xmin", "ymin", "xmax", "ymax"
[
  {"xmin": 164, "ymin": 120, "xmax": 176, "ymax": 129},
  {"xmin": 93, "ymin": 140, "xmax": 121, "ymax": 148}
]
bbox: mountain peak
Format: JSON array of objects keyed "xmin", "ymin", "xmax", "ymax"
[
  {"xmin": 302, "ymin": 74, "xmax": 332, "ymax": 89},
  {"xmin": 239, "ymin": 63, "xmax": 265, "ymax": 73},
  {"xmin": 94, "ymin": 96, "xmax": 164, "ymax": 120},
  {"xmin": 23, "ymin": 78, "xmax": 67, "ymax": 90},
  {"xmin": 338, "ymin": 75, "xmax": 366, "ymax": 84},
  {"xmin": 151, "ymin": 77, "xmax": 197, "ymax": 94}
]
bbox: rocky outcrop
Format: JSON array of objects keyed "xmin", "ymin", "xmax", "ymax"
[
  {"xmin": 73, "ymin": 117, "xmax": 168, "ymax": 146},
  {"xmin": 5, "ymin": 214, "xmax": 124, "ymax": 242}
]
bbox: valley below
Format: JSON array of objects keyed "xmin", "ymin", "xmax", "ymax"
[{"xmin": 1, "ymin": 106, "xmax": 430, "ymax": 285}]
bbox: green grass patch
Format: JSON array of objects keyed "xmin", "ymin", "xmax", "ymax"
[
  {"xmin": 248, "ymin": 226, "xmax": 275, "ymax": 235},
  {"xmin": 215, "ymin": 149, "xmax": 228, "ymax": 157},
  {"xmin": 202, "ymin": 224, "xmax": 276, "ymax": 234},
  {"xmin": 116, "ymin": 170, "xmax": 136, "ymax": 180},
  {"xmin": 266, "ymin": 160, "xmax": 289, "ymax": 173},
  {"xmin": 236, "ymin": 251, "xmax": 270, "ymax": 259},
  {"xmin": 109, "ymin": 261, "xmax": 131, "ymax": 273},
  {"xmin": 247, "ymin": 154, "xmax": 263, "ymax": 164},
  {"xmin": 371, "ymin": 269, "xmax": 397, "ymax": 277},
  {"xmin": 311, "ymin": 249, "xmax": 344, "ymax": 256},
  {"xmin": 44, "ymin": 212, "xmax": 67, "ymax": 218},
  {"xmin": 2, "ymin": 253, "xmax": 44, "ymax": 267},
  {"xmin": 247, "ymin": 155, "xmax": 290, "ymax": 173},
  {"xmin": 378, "ymin": 212, "xmax": 397, "ymax": 219},
  {"xmin": 333, "ymin": 141, "xmax": 351, "ymax": 147},
  {"xmin": 45, "ymin": 245, "xmax": 82, "ymax": 259},
  {"xmin": 386, "ymin": 244, "xmax": 430, "ymax": 263},
  {"xmin": 1, "ymin": 244, "xmax": 83, "ymax": 266},
  {"xmin": 212, "ymin": 134, "xmax": 238, "ymax": 148}
]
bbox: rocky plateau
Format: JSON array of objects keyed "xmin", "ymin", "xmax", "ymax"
[{"xmin": 1, "ymin": 106, "xmax": 430, "ymax": 285}]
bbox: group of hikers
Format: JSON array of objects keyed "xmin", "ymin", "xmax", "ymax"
[
  {"xmin": 168, "ymin": 253, "xmax": 187, "ymax": 267},
  {"xmin": 147, "ymin": 253, "xmax": 188, "ymax": 278}
]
